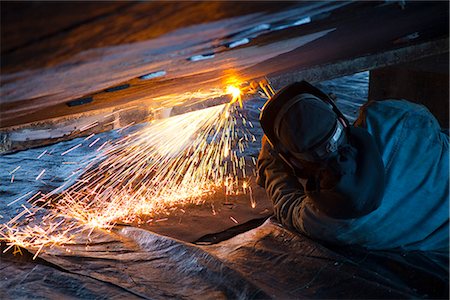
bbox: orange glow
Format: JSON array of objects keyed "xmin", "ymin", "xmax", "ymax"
[{"xmin": 226, "ymin": 85, "xmax": 243, "ymax": 107}]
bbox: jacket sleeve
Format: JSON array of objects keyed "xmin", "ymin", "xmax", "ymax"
[{"xmin": 256, "ymin": 136, "xmax": 307, "ymax": 231}]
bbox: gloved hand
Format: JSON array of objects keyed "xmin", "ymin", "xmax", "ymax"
[{"xmin": 255, "ymin": 135, "xmax": 307, "ymax": 232}]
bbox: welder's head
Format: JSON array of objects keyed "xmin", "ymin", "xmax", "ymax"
[
  {"xmin": 260, "ymin": 81, "xmax": 349, "ymax": 171},
  {"xmin": 260, "ymin": 81, "xmax": 386, "ymax": 218}
]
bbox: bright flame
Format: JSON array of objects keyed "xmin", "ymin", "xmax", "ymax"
[{"xmin": 226, "ymin": 85, "xmax": 243, "ymax": 108}]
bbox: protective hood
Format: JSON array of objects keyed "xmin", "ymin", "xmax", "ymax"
[{"xmin": 277, "ymin": 94, "xmax": 337, "ymax": 154}]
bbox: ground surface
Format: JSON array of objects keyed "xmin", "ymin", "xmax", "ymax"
[{"xmin": 2, "ymin": 219, "xmax": 448, "ymax": 299}]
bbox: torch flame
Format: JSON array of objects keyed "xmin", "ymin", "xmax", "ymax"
[{"xmin": 226, "ymin": 85, "xmax": 243, "ymax": 108}]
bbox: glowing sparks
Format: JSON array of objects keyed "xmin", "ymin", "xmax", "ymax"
[
  {"xmin": 1, "ymin": 223, "xmax": 76, "ymax": 258},
  {"xmin": 1, "ymin": 103, "xmax": 247, "ymax": 256},
  {"xmin": 61, "ymin": 144, "xmax": 82, "ymax": 156},
  {"xmin": 230, "ymin": 216, "xmax": 239, "ymax": 224},
  {"xmin": 227, "ymin": 85, "xmax": 243, "ymax": 108},
  {"xmin": 35, "ymin": 169, "xmax": 46, "ymax": 181},
  {"xmin": 89, "ymin": 137, "xmax": 100, "ymax": 147},
  {"xmin": 1, "ymin": 78, "xmax": 276, "ymax": 259},
  {"xmin": 37, "ymin": 150, "xmax": 47, "ymax": 159},
  {"xmin": 63, "ymin": 102, "xmax": 247, "ymax": 226},
  {"xmin": 7, "ymin": 191, "xmax": 32, "ymax": 207},
  {"xmin": 10, "ymin": 166, "xmax": 21, "ymax": 174}
]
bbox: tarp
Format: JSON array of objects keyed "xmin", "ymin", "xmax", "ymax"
[{"xmin": 2, "ymin": 218, "xmax": 448, "ymax": 299}]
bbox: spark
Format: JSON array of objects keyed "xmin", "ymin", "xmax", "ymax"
[
  {"xmin": 13, "ymin": 245, "xmax": 23, "ymax": 256},
  {"xmin": 35, "ymin": 169, "xmax": 46, "ymax": 181},
  {"xmin": 80, "ymin": 122, "xmax": 98, "ymax": 132},
  {"xmin": 84, "ymin": 133, "xmax": 95, "ymax": 141},
  {"xmin": 116, "ymin": 122, "xmax": 135, "ymax": 133},
  {"xmin": 37, "ymin": 150, "xmax": 47, "ymax": 159},
  {"xmin": 10, "ymin": 166, "xmax": 21, "ymax": 174},
  {"xmin": 61, "ymin": 144, "xmax": 82, "ymax": 156},
  {"xmin": 7, "ymin": 191, "xmax": 32, "ymax": 207},
  {"xmin": 21, "ymin": 204, "xmax": 33, "ymax": 216},
  {"xmin": 96, "ymin": 141, "xmax": 108, "ymax": 152},
  {"xmin": 155, "ymin": 218, "xmax": 168, "ymax": 223},
  {"xmin": 89, "ymin": 137, "xmax": 100, "ymax": 147},
  {"xmin": 249, "ymin": 186, "xmax": 256, "ymax": 209}
]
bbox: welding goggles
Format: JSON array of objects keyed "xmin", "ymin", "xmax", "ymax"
[{"xmin": 260, "ymin": 81, "xmax": 350, "ymax": 172}]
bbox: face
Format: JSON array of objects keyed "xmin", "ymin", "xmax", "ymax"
[
  {"xmin": 286, "ymin": 151, "xmax": 341, "ymax": 188},
  {"xmin": 289, "ymin": 155, "xmax": 324, "ymax": 170},
  {"xmin": 280, "ymin": 153, "xmax": 323, "ymax": 179},
  {"xmin": 282, "ymin": 129, "xmax": 349, "ymax": 175}
]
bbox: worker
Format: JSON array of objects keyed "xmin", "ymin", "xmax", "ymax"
[{"xmin": 257, "ymin": 81, "xmax": 449, "ymax": 252}]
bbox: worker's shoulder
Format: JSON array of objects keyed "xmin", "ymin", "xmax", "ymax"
[
  {"xmin": 360, "ymin": 99, "xmax": 430, "ymax": 114},
  {"xmin": 354, "ymin": 99, "xmax": 437, "ymax": 128}
]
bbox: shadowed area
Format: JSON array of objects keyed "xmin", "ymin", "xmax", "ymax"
[
  {"xmin": 1, "ymin": 1, "xmax": 448, "ymax": 129},
  {"xmin": 2, "ymin": 219, "xmax": 448, "ymax": 299}
]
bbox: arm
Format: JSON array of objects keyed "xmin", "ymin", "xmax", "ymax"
[{"xmin": 256, "ymin": 136, "xmax": 307, "ymax": 231}]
